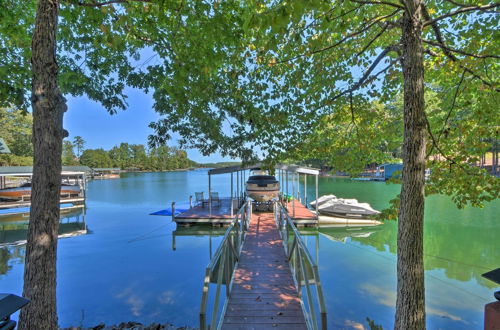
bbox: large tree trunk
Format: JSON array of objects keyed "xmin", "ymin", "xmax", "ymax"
[
  {"xmin": 18, "ymin": 0, "xmax": 65, "ymax": 329},
  {"xmin": 395, "ymin": 1, "xmax": 427, "ymax": 329}
]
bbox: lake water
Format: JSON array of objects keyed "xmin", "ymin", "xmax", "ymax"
[{"xmin": 0, "ymin": 170, "xmax": 498, "ymax": 329}]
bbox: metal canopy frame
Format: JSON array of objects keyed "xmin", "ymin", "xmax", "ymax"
[
  {"xmin": 275, "ymin": 164, "xmax": 320, "ymax": 219},
  {"xmin": 206, "ymin": 163, "xmax": 320, "ymax": 220},
  {"xmin": 207, "ymin": 164, "xmax": 261, "ymax": 217},
  {"xmin": 0, "ymin": 167, "xmax": 88, "ymax": 198}
]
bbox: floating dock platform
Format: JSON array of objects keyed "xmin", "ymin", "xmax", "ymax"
[
  {"xmin": 174, "ymin": 198, "xmax": 317, "ymax": 226},
  {"xmin": 173, "ymin": 198, "xmax": 238, "ymax": 225}
]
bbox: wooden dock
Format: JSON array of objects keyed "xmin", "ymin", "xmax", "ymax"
[
  {"xmin": 174, "ymin": 198, "xmax": 237, "ymax": 225},
  {"xmin": 221, "ymin": 212, "xmax": 307, "ymax": 329},
  {"xmin": 283, "ymin": 200, "xmax": 317, "ymax": 225},
  {"xmin": 175, "ymin": 198, "xmax": 318, "ymax": 226}
]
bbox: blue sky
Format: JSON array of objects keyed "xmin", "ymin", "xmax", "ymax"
[{"xmin": 63, "ymin": 87, "xmax": 236, "ymax": 164}]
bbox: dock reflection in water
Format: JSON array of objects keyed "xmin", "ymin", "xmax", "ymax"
[
  {"xmin": 172, "ymin": 225, "xmax": 227, "ymax": 276},
  {"xmin": 0, "ymin": 207, "xmax": 88, "ymax": 246}
]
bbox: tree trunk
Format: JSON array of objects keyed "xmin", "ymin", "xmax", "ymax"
[
  {"xmin": 395, "ymin": 1, "xmax": 427, "ymax": 329},
  {"xmin": 18, "ymin": 0, "xmax": 65, "ymax": 329}
]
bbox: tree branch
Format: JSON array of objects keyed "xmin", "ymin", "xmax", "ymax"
[
  {"xmin": 278, "ymin": 10, "xmax": 401, "ymax": 64},
  {"xmin": 424, "ymin": 2, "xmax": 500, "ymax": 26},
  {"xmin": 426, "ymin": 68, "xmax": 466, "ymax": 157},
  {"xmin": 422, "ymin": 3, "xmax": 499, "ymax": 90},
  {"xmin": 424, "ymin": 112, "xmax": 474, "ymax": 175},
  {"xmin": 357, "ymin": 23, "xmax": 389, "ymax": 56},
  {"xmin": 69, "ymin": 0, "xmax": 151, "ymax": 7},
  {"xmin": 422, "ymin": 39, "xmax": 500, "ymax": 59},
  {"xmin": 314, "ymin": 45, "xmax": 400, "ymax": 110},
  {"xmin": 349, "ymin": 0, "xmax": 405, "ymax": 9}
]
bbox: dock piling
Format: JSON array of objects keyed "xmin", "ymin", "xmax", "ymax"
[{"xmin": 171, "ymin": 202, "xmax": 175, "ymax": 222}]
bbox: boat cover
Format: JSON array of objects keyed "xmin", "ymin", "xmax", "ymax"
[{"xmin": 311, "ymin": 195, "xmax": 380, "ymax": 217}]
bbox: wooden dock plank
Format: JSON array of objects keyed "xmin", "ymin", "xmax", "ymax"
[
  {"xmin": 175, "ymin": 198, "xmax": 236, "ymax": 222},
  {"xmin": 175, "ymin": 197, "xmax": 317, "ymax": 225},
  {"xmin": 284, "ymin": 200, "xmax": 317, "ymax": 220},
  {"xmin": 221, "ymin": 212, "xmax": 307, "ymax": 330}
]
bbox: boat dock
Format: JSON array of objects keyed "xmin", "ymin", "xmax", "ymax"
[
  {"xmin": 174, "ymin": 198, "xmax": 316, "ymax": 226},
  {"xmin": 173, "ymin": 198, "xmax": 237, "ymax": 225},
  {"xmin": 167, "ymin": 164, "xmax": 326, "ymax": 329},
  {"xmin": 221, "ymin": 211, "xmax": 307, "ymax": 329},
  {"xmin": 0, "ymin": 166, "xmax": 89, "ymax": 213},
  {"xmin": 199, "ymin": 200, "xmax": 326, "ymax": 330},
  {"xmin": 173, "ymin": 164, "xmax": 320, "ymax": 226}
]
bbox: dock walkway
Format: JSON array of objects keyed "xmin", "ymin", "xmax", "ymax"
[{"xmin": 222, "ymin": 212, "xmax": 307, "ymax": 329}]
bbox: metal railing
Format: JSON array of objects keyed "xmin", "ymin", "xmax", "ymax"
[
  {"xmin": 199, "ymin": 199, "xmax": 252, "ymax": 330},
  {"xmin": 274, "ymin": 202, "xmax": 327, "ymax": 330}
]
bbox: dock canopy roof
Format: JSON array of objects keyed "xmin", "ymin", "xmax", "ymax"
[
  {"xmin": 0, "ymin": 166, "xmax": 91, "ymax": 176},
  {"xmin": 207, "ymin": 163, "xmax": 320, "ymax": 176},
  {"xmin": 208, "ymin": 164, "xmax": 262, "ymax": 175},
  {"xmin": 275, "ymin": 164, "xmax": 320, "ymax": 176}
]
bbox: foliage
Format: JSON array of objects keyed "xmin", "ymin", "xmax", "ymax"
[
  {"xmin": 0, "ymin": 154, "xmax": 33, "ymax": 166},
  {"xmin": 367, "ymin": 317, "xmax": 384, "ymax": 330},
  {"xmin": 80, "ymin": 148, "xmax": 113, "ymax": 168},
  {"xmin": 79, "ymin": 143, "xmax": 196, "ymax": 171},
  {"xmin": 0, "ymin": 107, "xmax": 33, "ymax": 165},
  {"xmin": 72, "ymin": 136, "xmax": 85, "ymax": 159},
  {"xmin": 197, "ymin": 161, "xmax": 242, "ymax": 168},
  {"xmin": 291, "ymin": 98, "xmax": 404, "ymax": 176},
  {"xmin": 135, "ymin": 0, "xmax": 498, "ymax": 208},
  {"xmin": 0, "ymin": 107, "xmax": 33, "ymax": 156},
  {"xmin": 0, "ymin": 0, "xmax": 149, "ymax": 112},
  {"xmin": 62, "ymin": 140, "xmax": 79, "ymax": 165}
]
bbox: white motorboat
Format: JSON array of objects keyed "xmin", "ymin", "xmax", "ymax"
[{"xmin": 310, "ymin": 194, "xmax": 380, "ymax": 219}]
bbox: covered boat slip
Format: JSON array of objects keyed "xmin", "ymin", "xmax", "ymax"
[
  {"xmin": 0, "ymin": 166, "xmax": 89, "ymax": 211},
  {"xmin": 173, "ymin": 164, "xmax": 320, "ymax": 225},
  {"xmin": 0, "ymin": 207, "xmax": 87, "ymax": 246}
]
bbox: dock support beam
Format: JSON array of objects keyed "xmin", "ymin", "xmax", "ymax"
[
  {"xmin": 172, "ymin": 202, "xmax": 176, "ymax": 222},
  {"xmin": 305, "ymin": 174, "xmax": 307, "ymax": 206},
  {"xmin": 208, "ymin": 174, "xmax": 212, "ymax": 216},
  {"xmin": 315, "ymin": 175, "xmax": 319, "ymax": 219},
  {"xmin": 292, "ymin": 172, "xmax": 296, "ymax": 218},
  {"xmin": 231, "ymin": 172, "xmax": 234, "ymax": 217}
]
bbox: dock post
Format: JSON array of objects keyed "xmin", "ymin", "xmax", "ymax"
[
  {"xmin": 286, "ymin": 170, "xmax": 289, "ymax": 197},
  {"xmin": 315, "ymin": 175, "xmax": 319, "ymax": 219},
  {"xmin": 189, "ymin": 195, "xmax": 193, "ymax": 209},
  {"xmin": 231, "ymin": 172, "xmax": 234, "ymax": 217},
  {"xmin": 305, "ymin": 174, "xmax": 308, "ymax": 206},
  {"xmin": 292, "ymin": 172, "xmax": 296, "ymax": 218},
  {"xmin": 208, "ymin": 173, "xmax": 212, "ymax": 216},
  {"xmin": 236, "ymin": 171, "xmax": 240, "ymax": 206},
  {"xmin": 171, "ymin": 202, "xmax": 176, "ymax": 222}
]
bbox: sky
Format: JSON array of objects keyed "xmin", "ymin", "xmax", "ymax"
[{"xmin": 63, "ymin": 87, "xmax": 237, "ymax": 164}]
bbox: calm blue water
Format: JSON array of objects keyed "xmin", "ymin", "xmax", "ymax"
[{"xmin": 0, "ymin": 170, "xmax": 498, "ymax": 329}]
